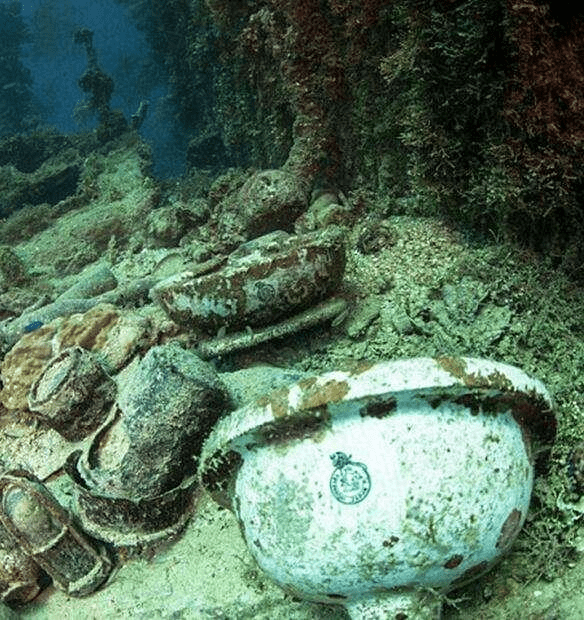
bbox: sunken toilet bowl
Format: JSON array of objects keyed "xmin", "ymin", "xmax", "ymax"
[{"xmin": 199, "ymin": 357, "xmax": 555, "ymax": 619}]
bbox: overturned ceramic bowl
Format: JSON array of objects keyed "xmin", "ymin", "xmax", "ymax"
[{"xmin": 199, "ymin": 357, "xmax": 555, "ymax": 619}]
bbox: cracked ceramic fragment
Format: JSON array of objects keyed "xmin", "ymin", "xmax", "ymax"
[
  {"xmin": 199, "ymin": 357, "xmax": 555, "ymax": 619},
  {"xmin": 0, "ymin": 471, "xmax": 111, "ymax": 597},
  {"xmin": 151, "ymin": 226, "xmax": 346, "ymax": 334}
]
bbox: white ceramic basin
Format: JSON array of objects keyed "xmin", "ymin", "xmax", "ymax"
[{"xmin": 199, "ymin": 357, "xmax": 555, "ymax": 619}]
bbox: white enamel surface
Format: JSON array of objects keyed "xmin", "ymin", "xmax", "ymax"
[
  {"xmin": 199, "ymin": 358, "xmax": 552, "ymax": 469},
  {"xmin": 234, "ymin": 394, "xmax": 533, "ymax": 602},
  {"xmin": 298, "ymin": 357, "xmax": 550, "ymax": 408}
]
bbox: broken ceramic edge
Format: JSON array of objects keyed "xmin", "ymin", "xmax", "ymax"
[
  {"xmin": 199, "ymin": 356, "xmax": 555, "ymax": 507},
  {"xmin": 197, "ymin": 297, "xmax": 347, "ymax": 359},
  {"xmin": 66, "ymin": 451, "xmax": 197, "ymax": 548},
  {"xmin": 0, "ymin": 470, "xmax": 112, "ymax": 597}
]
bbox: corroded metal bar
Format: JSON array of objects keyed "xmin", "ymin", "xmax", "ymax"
[{"xmin": 197, "ymin": 297, "xmax": 347, "ymax": 359}]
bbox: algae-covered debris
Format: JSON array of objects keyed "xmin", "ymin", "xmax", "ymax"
[{"xmin": 0, "ymin": 245, "xmax": 28, "ymax": 288}]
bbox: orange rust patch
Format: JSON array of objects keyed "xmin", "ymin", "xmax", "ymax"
[
  {"xmin": 255, "ymin": 410, "xmax": 330, "ymax": 446},
  {"xmin": 496, "ymin": 508, "xmax": 523, "ymax": 550},
  {"xmin": 258, "ymin": 386, "xmax": 292, "ymax": 418},
  {"xmin": 466, "ymin": 369, "xmax": 514, "ymax": 391},
  {"xmin": 300, "ymin": 378, "xmax": 350, "ymax": 410},
  {"xmin": 257, "ymin": 374, "xmax": 351, "ymax": 419},
  {"xmin": 451, "ymin": 560, "xmax": 489, "ymax": 588},
  {"xmin": 436, "ymin": 356, "xmax": 467, "ymax": 381},
  {"xmin": 361, "ymin": 396, "xmax": 397, "ymax": 418},
  {"xmin": 437, "ymin": 358, "xmax": 515, "ymax": 392},
  {"xmin": 296, "ymin": 376, "xmax": 318, "ymax": 392},
  {"xmin": 344, "ymin": 359, "xmax": 376, "ymax": 376},
  {"xmin": 444, "ymin": 554, "xmax": 464, "ymax": 569}
]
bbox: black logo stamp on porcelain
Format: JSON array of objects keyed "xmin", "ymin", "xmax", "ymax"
[{"xmin": 329, "ymin": 452, "xmax": 371, "ymax": 504}]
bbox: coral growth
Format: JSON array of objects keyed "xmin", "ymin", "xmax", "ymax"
[
  {"xmin": 74, "ymin": 27, "xmax": 129, "ymax": 143},
  {"xmin": 198, "ymin": 1, "xmax": 584, "ymax": 271},
  {"xmin": 501, "ymin": 1, "xmax": 584, "ymax": 258},
  {"xmin": 505, "ymin": 2, "xmax": 584, "ymax": 147},
  {"xmin": 214, "ymin": 1, "xmax": 387, "ymax": 185}
]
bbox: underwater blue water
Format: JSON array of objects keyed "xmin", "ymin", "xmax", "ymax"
[{"xmin": 18, "ymin": 0, "xmax": 186, "ymax": 178}]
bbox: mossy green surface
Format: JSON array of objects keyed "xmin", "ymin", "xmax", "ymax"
[
  {"xmin": 159, "ymin": 1, "xmax": 584, "ymax": 274},
  {"xmin": 0, "ymin": 244, "xmax": 28, "ymax": 287}
]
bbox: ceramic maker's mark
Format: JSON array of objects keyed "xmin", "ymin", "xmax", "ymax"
[{"xmin": 329, "ymin": 452, "xmax": 371, "ymax": 504}]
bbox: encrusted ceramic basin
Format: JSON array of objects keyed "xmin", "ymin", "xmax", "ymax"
[{"xmin": 199, "ymin": 357, "xmax": 555, "ymax": 619}]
